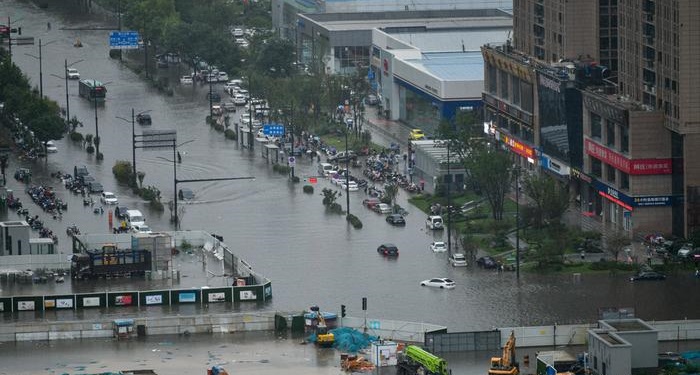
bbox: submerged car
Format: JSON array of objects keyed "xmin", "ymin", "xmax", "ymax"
[
  {"xmin": 100, "ymin": 192, "xmax": 118, "ymax": 205},
  {"xmin": 386, "ymin": 214, "xmax": 406, "ymax": 226},
  {"xmin": 450, "ymin": 253, "xmax": 468, "ymax": 267},
  {"xmin": 430, "ymin": 241, "xmax": 447, "ymax": 252},
  {"xmin": 630, "ymin": 271, "xmax": 666, "ymax": 281},
  {"xmin": 377, "ymin": 243, "xmax": 399, "ymax": 256},
  {"xmin": 67, "ymin": 68, "xmax": 80, "ymax": 79},
  {"xmin": 374, "ymin": 203, "xmax": 392, "ymax": 214},
  {"xmin": 420, "ymin": 278, "xmax": 455, "ymax": 289}
]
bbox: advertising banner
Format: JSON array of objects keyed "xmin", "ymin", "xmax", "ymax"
[
  {"xmin": 57, "ymin": 298, "xmax": 74, "ymax": 309},
  {"xmin": 17, "ymin": 301, "xmax": 35, "ymax": 311},
  {"xmin": 83, "ymin": 297, "xmax": 100, "ymax": 307},
  {"xmin": 207, "ymin": 292, "xmax": 226, "ymax": 303},
  {"xmin": 178, "ymin": 292, "xmax": 196, "ymax": 303},
  {"xmin": 240, "ymin": 290, "xmax": 257, "ymax": 301},
  {"xmin": 115, "ymin": 295, "xmax": 133, "ymax": 306},
  {"xmin": 585, "ymin": 139, "xmax": 671, "ymax": 175},
  {"xmin": 145, "ymin": 295, "xmax": 163, "ymax": 305}
]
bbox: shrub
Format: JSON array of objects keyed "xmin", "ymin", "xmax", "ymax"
[
  {"xmin": 346, "ymin": 214, "xmax": 363, "ymax": 229},
  {"xmin": 149, "ymin": 200, "xmax": 164, "ymax": 211},
  {"xmin": 329, "ymin": 202, "xmax": 343, "ymax": 214},
  {"xmin": 112, "ymin": 160, "xmax": 134, "ymax": 185},
  {"xmin": 291, "ymin": 176, "xmax": 300, "ymax": 183},
  {"xmin": 69, "ymin": 132, "xmax": 83, "ymax": 142},
  {"xmin": 224, "ymin": 129, "xmax": 236, "ymax": 140},
  {"xmin": 303, "ymin": 185, "xmax": 314, "ymax": 194},
  {"xmin": 273, "ymin": 164, "xmax": 291, "ymax": 174},
  {"xmin": 86, "ymin": 145, "xmax": 95, "ymax": 154},
  {"xmin": 214, "ymin": 123, "xmax": 224, "ymax": 132},
  {"xmin": 96, "ymin": 152, "xmax": 104, "ymax": 160}
]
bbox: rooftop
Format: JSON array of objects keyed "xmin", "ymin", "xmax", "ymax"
[
  {"xmin": 404, "ymin": 51, "xmax": 485, "ymax": 81},
  {"xmin": 301, "ymin": 9, "xmax": 512, "ymax": 32},
  {"xmin": 605, "ymin": 319, "xmax": 654, "ymax": 332}
]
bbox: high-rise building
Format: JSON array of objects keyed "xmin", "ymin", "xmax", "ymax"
[
  {"xmin": 488, "ymin": 0, "xmax": 700, "ymax": 237},
  {"xmin": 513, "ymin": 0, "xmax": 618, "ymax": 74}
]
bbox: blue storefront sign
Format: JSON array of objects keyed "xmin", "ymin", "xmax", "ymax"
[
  {"xmin": 593, "ymin": 179, "xmax": 673, "ymax": 208},
  {"xmin": 633, "ymin": 196, "xmax": 673, "ymax": 207},
  {"xmin": 592, "ymin": 180, "xmax": 634, "ymax": 208},
  {"xmin": 539, "ymin": 153, "xmax": 570, "ymax": 178}
]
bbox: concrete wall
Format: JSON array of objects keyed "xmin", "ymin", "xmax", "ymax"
[
  {"xmin": 0, "ymin": 312, "xmax": 275, "ymax": 342},
  {"xmin": 588, "ymin": 330, "xmax": 632, "ymax": 375},
  {"xmin": 501, "ymin": 319, "xmax": 700, "ymax": 348}
]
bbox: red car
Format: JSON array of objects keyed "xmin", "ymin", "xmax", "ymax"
[{"xmin": 363, "ymin": 197, "xmax": 381, "ymax": 209}]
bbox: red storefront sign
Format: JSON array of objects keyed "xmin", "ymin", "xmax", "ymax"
[
  {"xmin": 500, "ymin": 133, "xmax": 534, "ymax": 159},
  {"xmin": 585, "ymin": 139, "xmax": 671, "ymax": 175}
]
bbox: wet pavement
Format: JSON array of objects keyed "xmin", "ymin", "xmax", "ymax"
[{"xmin": 1, "ymin": 0, "xmax": 700, "ymax": 335}]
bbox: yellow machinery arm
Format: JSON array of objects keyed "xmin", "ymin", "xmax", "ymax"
[{"xmin": 488, "ymin": 331, "xmax": 518, "ymax": 375}]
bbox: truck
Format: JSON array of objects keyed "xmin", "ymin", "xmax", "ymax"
[
  {"xmin": 312, "ymin": 307, "xmax": 335, "ymax": 347},
  {"xmin": 488, "ymin": 331, "xmax": 519, "ymax": 375},
  {"xmin": 397, "ymin": 345, "xmax": 448, "ymax": 375}
]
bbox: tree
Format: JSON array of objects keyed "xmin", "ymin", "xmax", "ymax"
[
  {"xmin": 321, "ymin": 188, "xmax": 339, "ymax": 206},
  {"xmin": 522, "ymin": 174, "xmax": 570, "ymax": 228},
  {"xmin": 466, "ymin": 145, "xmax": 512, "ymax": 220},
  {"xmin": 30, "ymin": 114, "xmax": 64, "ymax": 152},
  {"xmin": 606, "ymin": 230, "xmax": 631, "ymax": 261},
  {"xmin": 383, "ymin": 183, "xmax": 399, "ymax": 211},
  {"xmin": 255, "ymin": 37, "xmax": 295, "ymax": 78}
]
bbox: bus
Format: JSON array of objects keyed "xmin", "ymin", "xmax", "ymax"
[{"xmin": 78, "ymin": 79, "xmax": 107, "ymax": 101}]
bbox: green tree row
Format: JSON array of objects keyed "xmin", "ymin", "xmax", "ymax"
[{"xmin": 0, "ymin": 50, "xmax": 65, "ymax": 150}]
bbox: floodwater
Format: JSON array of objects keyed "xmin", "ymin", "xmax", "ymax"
[{"xmin": 1, "ymin": 0, "xmax": 700, "ymax": 334}]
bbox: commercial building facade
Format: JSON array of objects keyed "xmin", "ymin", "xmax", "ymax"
[{"xmin": 489, "ymin": 0, "xmax": 700, "ymax": 237}]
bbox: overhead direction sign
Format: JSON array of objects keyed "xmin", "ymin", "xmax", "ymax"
[
  {"xmin": 263, "ymin": 124, "xmax": 285, "ymax": 137},
  {"xmin": 138, "ymin": 129, "xmax": 177, "ymax": 150},
  {"xmin": 109, "ymin": 31, "xmax": 140, "ymax": 49}
]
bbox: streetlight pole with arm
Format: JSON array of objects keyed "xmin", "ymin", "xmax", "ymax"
[{"xmin": 25, "ymin": 39, "xmax": 56, "ymax": 98}]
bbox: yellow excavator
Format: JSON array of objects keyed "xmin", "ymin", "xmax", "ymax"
[
  {"xmin": 315, "ymin": 311, "xmax": 335, "ymax": 347},
  {"xmin": 488, "ymin": 331, "xmax": 519, "ymax": 375}
]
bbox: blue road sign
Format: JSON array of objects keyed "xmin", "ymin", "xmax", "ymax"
[
  {"xmin": 109, "ymin": 31, "xmax": 140, "ymax": 49},
  {"xmin": 263, "ymin": 124, "xmax": 285, "ymax": 137}
]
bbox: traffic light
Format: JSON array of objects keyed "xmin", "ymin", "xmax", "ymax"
[{"xmin": 341, "ymin": 304, "xmax": 346, "ymax": 318}]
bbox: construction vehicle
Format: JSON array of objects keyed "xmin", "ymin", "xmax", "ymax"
[
  {"xmin": 397, "ymin": 345, "xmax": 448, "ymax": 375},
  {"xmin": 310, "ymin": 307, "xmax": 335, "ymax": 347},
  {"xmin": 489, "ymin": 331, "xmax": 519, "ymax": 375}
]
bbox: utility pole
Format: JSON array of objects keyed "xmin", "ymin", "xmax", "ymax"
[
  {"xmin": 345, "ymin": 125, "xmax": 350, "ymax": 216},
  {"xmin": 446, "ymin": 141, "xmax": 451, "ymax": 255},
  {"xmin": 515, "ymin": 166, "xmax": 520, "ymax": 279},
  {"xmin": 38, "ymin": 38, "xmax": 43, "ymax": 97},
  {"xmin": 248, "ymin": 75, "xmax": 254, "ymax": 151},
  {"xmin": 131, "ymin": 108, "xmax": 137, "ymax": 185},
  {"xmin": 93, "ymin": 79, "xmax": 100, "ymax": 157},
  {"xmin": 64, "ymin": 60, "xmax": 70, "ymax": 122},
  {"xmin": 289, "ymin": 102, "xmax": 295, "ymax": 179}
]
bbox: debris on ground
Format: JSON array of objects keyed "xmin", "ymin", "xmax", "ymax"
[
  {"xmin": 341, "ymin": 354, "xmax": 375, "ymax": 372},
  {"xmin": 331, "ymin": 327, "xmax": 377, "ymax": 353}
]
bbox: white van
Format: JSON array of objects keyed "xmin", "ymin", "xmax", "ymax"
[
  {"xmin": 426, "ymin": 215, "xmax": 444, "ymax": 230},
  {"xmin": 126, "ymin": 209, "xmax": 146, "ymax": 228},
  {"xmin": 318, "ymin": 163, "xmax": 334, "ymax": 176}
]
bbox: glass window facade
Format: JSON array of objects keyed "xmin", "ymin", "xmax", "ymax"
[
  {"xmin": 400, "ymin": 86, "xmax": 441, "ymax": 134},
  {"xmin": 591, "ymin": 113, "xmax": 602, "ymax": 139}
]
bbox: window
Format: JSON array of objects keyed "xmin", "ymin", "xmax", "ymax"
[
  {"xmin": 591, "ymin": 113, "xmax": 602, "ymax": 139},
  {"xmin": 592, "ymin": 158, "xmax": 602, "ymax": 178},
  {"xmin": 606, "ymin": 121, "xmax": 616, "ymax": 147},
  {"xmin": 607, "ymin": 164, "xmax": 616, "ymax": 183},
  {"xmin": 500, "ymin": 71, "xmax": 509, "ymax": 101},
  {"xmin": 621, "ymin": 124, "xmax": 629, "ymax": 153},
  {"xmin": 621, "ymin": 172, "xmax": 629, "ymax": 190}
]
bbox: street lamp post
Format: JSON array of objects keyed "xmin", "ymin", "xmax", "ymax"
[
  {"xmin": 446, "ymin": 140, "xmax": 452, "ymax": 255},
  {"xmin": 93, "ymin": 80, "xmax": 112, "ymax": 159},
  {"xmin": 116, "ymin": 108, "xmax": 150, "ymax": 187},
  {"xmin": 514, "ymin": 165, "xmax": 520, "ymax": 279},
  {"xmin": 344, "ymin": 124, "xmax": 350, "ymax": 216},
  {"xmin": 24, "ymin": 39, "xmax": 56, "ymax": 98}
]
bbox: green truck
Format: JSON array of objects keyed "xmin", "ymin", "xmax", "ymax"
[{"xmin": 397, "ymin": 345, "xmax": 448, "ymax": 375}]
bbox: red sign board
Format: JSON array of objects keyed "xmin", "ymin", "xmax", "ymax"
[
  {"xmin": 585, "ymin": 139, "xmax": 671, "ymax": 175},
  {"xmin": 500, "ymin": 133, "xmax": 534, "ymax": 159},
  {"xmin": 309, "ymin": 177, "xmax": 318, "ymax": 184}
]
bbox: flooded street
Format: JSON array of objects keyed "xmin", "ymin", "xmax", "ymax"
[{"xmin": 1, "ymin": 0, "xmax": 700, "ymax": 334}]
